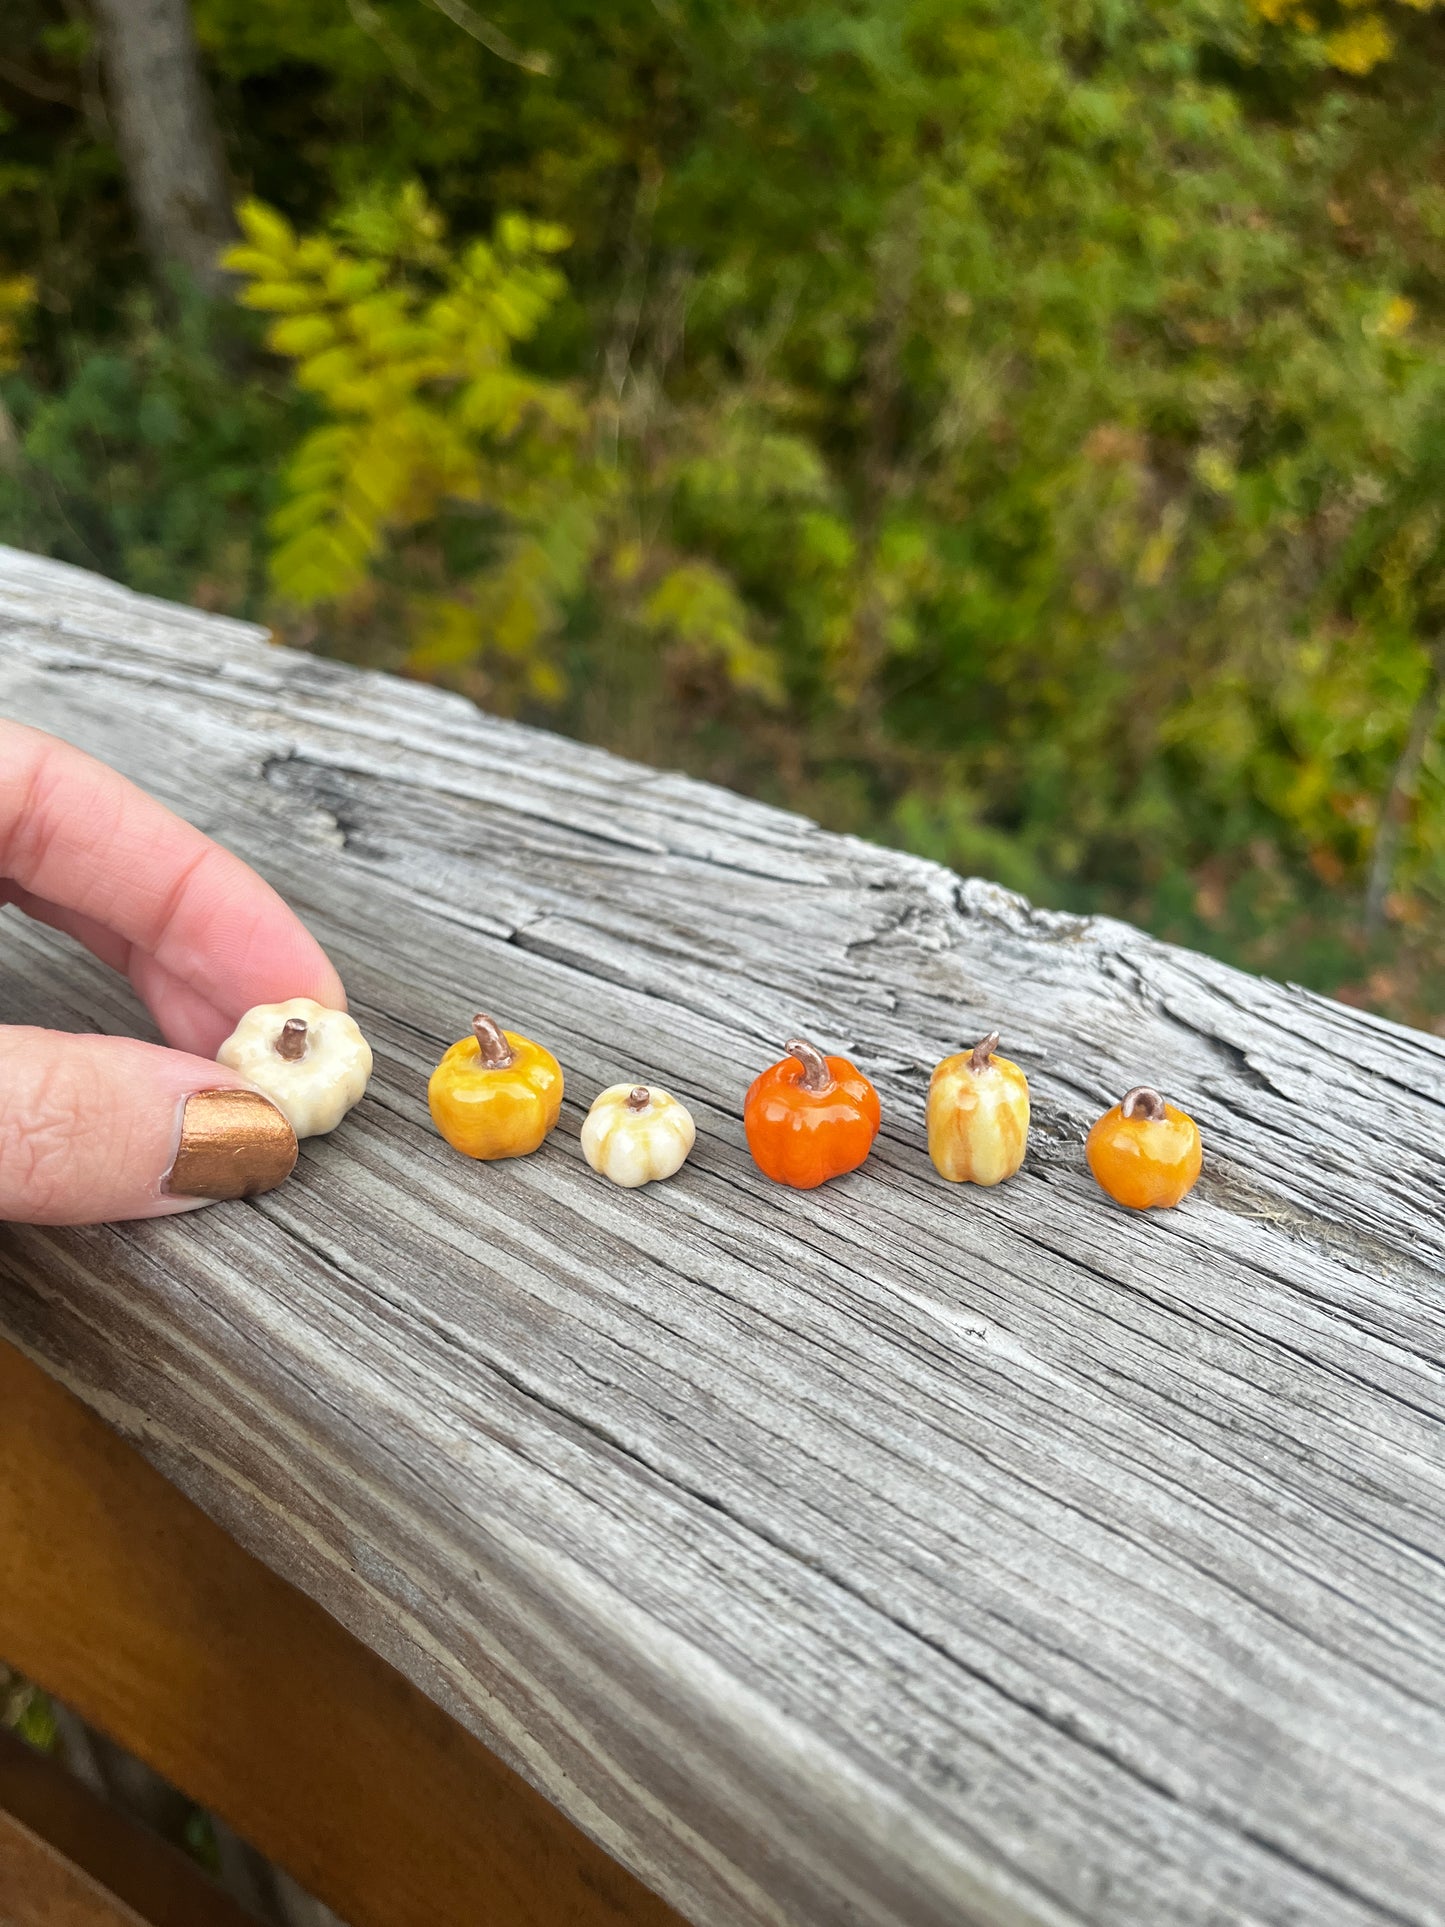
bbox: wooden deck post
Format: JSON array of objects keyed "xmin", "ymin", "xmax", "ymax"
[{"xmin": 0, "ymin": 1340, "xmax": 680, "ymax": 1927}]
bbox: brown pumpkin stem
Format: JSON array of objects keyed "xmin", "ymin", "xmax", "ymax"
[
  {"xmin": 969, "ymin": 1031, "xmax": 1000, "ymax": 1074},
  {"xmin": 1121, "ymin": 1086, "xmax": 1168, "ymax": 1123},
  {"xmin": 784, "ymin": 1037, "xmax": 833, "ymax": 1094},
  {"xmin": 473, "ymin": 1013, "xmax": 516, "ymax": 1069},
  {"xmin": 275, "ymin": 1018, "xmax": 308, "ymax": 1062},
  {"xmin": 627, "ymin": 1086, "xmax": 651, "ymax": 1111}
]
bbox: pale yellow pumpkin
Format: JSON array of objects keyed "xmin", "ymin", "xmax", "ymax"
[
  {"xmin": 926, "ymin": 1033, "xmax": 1029, "ymax": 1185},
  {"xmin": 581, "ymin": 1083, "xmax": 696, "ymax": 1187}
]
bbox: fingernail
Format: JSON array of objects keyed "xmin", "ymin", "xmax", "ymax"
[{"xmin": 165, "ymin": 1089, "xmax": 298, "ymax": 1201}]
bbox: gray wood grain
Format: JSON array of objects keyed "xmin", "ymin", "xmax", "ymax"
[{"xmin": 2, "ymin": 544, "xmax": 1444, "ymax": 1927}]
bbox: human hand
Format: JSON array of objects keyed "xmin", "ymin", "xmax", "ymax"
[{"xmin": 0, "ymin": 722, "xmax": 345, "ymax": 1223}]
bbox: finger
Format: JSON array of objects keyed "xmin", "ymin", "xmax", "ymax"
[
  {"xmin": 0, "ymin": 1027, "xmax": 297, "ymax": 1224},
  {"xmin": 1, "ymin": 882, "xmax": 131, "ymax": 974},
  {"xmin": 0, "ymin": 723, "xmax": 345, "ymax": 1023},
  {"xmin": 128, "ymin": 953, "xmax": 239, "ymax": 1056},
  {"xmin": 3, "ymin": 884, "xmax": 250, "ymax": 1052}
]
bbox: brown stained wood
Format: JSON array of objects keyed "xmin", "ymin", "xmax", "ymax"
[
  {"xmin": 1, "ymin": 547, "xmax": 1444, "ymax": 1925},
  {"xmin": 0, "ymin": 1813, "xmax": 150, "ymax": 1927},
  {"xmin": 0, "ymin": 1343, "xmax": 681, "ymax": 1927},
  {"xmin": 0, "ymin": 1726, "xmax": 259, "ymax": 1927}
]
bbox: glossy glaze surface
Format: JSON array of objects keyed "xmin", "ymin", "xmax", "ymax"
[
  {"xmin": 1086, "ymin": 1100, "xmax": 1202, "ymax": 1209},
  {"xmin": 581, "ymin": 1084, "xmax": 696, "ymax": 1187},
  {"xmin": 427, "ymin": 1030, "xmax": 564, "ymax": 1160},
  {"xmin": 744, "ymin": 1052, "xmax": 880, "ymax": 1189},
  {"xmin": 926, "ymin": 1049, "xmax": 1030, "ymax": 1185},
  {"xmin": 216, "ymin": 996, "xmax": 373, "ymax": 1138}
]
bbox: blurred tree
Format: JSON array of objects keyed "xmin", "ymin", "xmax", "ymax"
[{"xmin": 90, "ymin": 0, "xmax": 236, "ymax": 293}]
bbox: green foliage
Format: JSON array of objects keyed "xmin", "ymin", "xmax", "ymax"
[
  {"xmin": 0, "ymin": 290, "xmax": 297, "ymax": 608},
  {"xmin": 1, "ymin": 1666, "xmax": 57, "ymax": 1753},
  {"xmin": 6, "ymin": 0, "xmax": 1445, "ymax": 1019},
  {"xmin": 226, "ymin": 188, "xmax": 587, "ymax": 693},
  {"xmin": 222, "ymin": 182, "xmax": 787, "ymax": 702}
]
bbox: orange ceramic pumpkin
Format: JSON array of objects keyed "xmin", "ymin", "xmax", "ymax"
[
  {"xmin": 1086, "ymin": 1086, "xmax": 1201, "ymax": 1210},
  {"xmin": 744, "ymin": 1037, "xmax": 880, "ymax": 1189}
]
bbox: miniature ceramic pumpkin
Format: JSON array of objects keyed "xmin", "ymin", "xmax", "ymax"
[
  {"xmin": 744, "ymin": 1037, "xmax": 880, "ymax": 1189},
  {"xmin": 428, "ymin": 1013, "xmax": 563, "ymax": 1160},
  {"xmin": 926, "ymin": 1031, "xmax": 1029, "ymax": 1185},
  {"xmin": 581, "ymin": 1084, "xmax": 696, "ymax": 1187},
  {"xmin": 1086, "ymin": 1086, "xmax": 1201, "ymax": 1210},
  {"xmin": 216, "ymin": 997, "xmax": 372, "ymax": 1138}
]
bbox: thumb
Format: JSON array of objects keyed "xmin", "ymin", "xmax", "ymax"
[{"xmin": 0, "ymin": 1027, "xmax": 297, "ymax": 1225}]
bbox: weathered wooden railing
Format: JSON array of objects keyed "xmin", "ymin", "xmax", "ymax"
[{"xmin": 2, "ymin": 546, "xmax": 1444, "ymax": 1927}]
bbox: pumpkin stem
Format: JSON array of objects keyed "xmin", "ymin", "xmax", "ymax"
[
  {"xmin": 627, "ymin": 1086, "xmax": 651, "ymax": 1111},
  {"xmin": 275, "ymin": 1018, "xmax": 308, "ymax": 1062},
  {"xmin": 784, "ymin": 1037, "xmax": 833, "ymax": 1094},
  {"xmin": 473, "ymin": 1013, "xmax": 516, "ymax": 1069},
  {"xmin": 968, "ymin": 1031, "xmax": 1000, "ymax": 1074},
  {"xmin": 1121, "ymin": 1086, "xmax": 1168, "ymax": 1123}
]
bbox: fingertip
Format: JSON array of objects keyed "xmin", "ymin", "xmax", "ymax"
[
  {"xmin": 187, "ymin": 863, "xmax": 348, "ymax": 1022},
  {"xmin": 0, "ymin": 1030, "xmax": 298, "ymax": 1224},
  {"xmin": 163, "ymin": 1087, "xmax": 299, "ymax": 1203}
]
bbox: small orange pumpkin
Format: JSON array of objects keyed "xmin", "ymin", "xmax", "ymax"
[
  {"xmin": 1086, "ymin": 1086, "xmax": 1201, "ymax": 1210},
  {"xmin": 744, "ymin": 1037, "xmax": 880, "ymax": 1189}
]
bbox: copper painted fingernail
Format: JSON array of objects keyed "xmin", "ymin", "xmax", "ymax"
[{"xmin": 165, "ymin": 1090, "xmax": 298, "ymax": 1201}]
